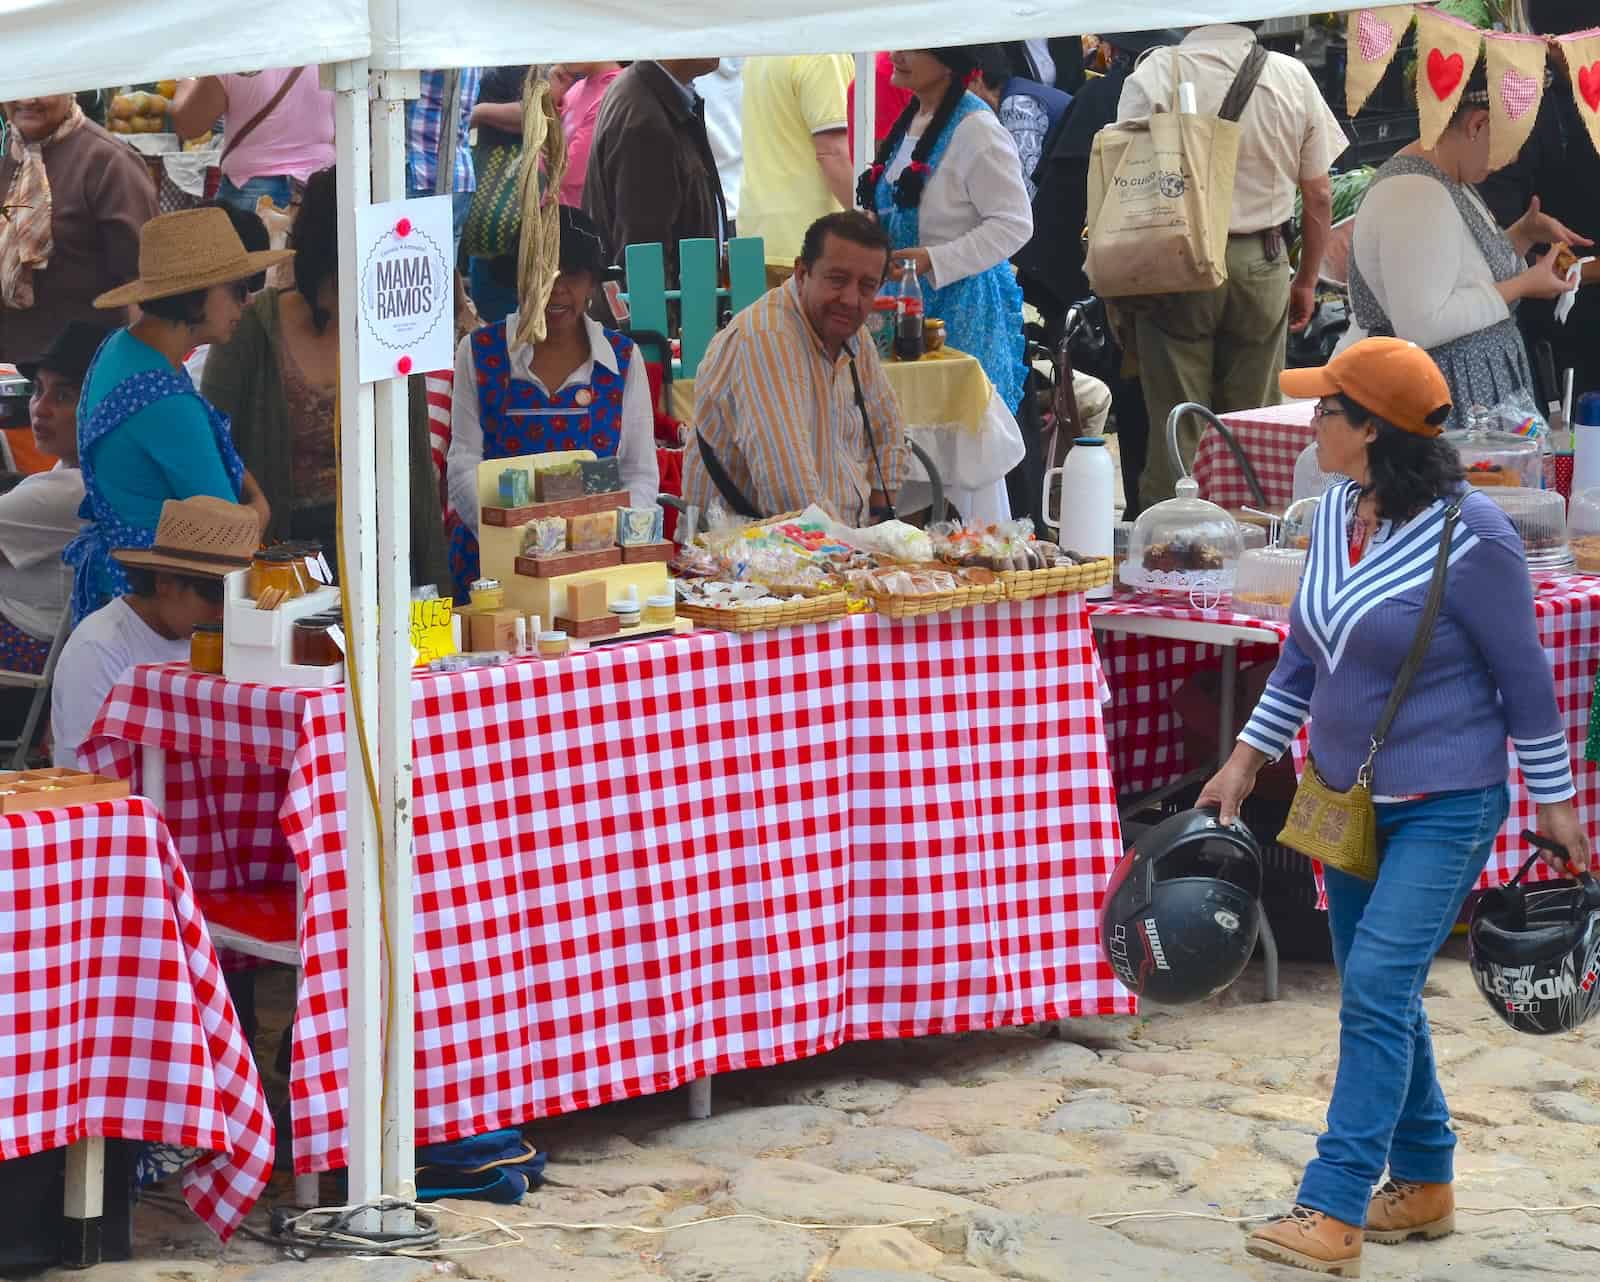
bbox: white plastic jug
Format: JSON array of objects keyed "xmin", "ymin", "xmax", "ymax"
[{"xmin": 1044, "ymin": 436, "xmax": 1114, "ymax": 600}]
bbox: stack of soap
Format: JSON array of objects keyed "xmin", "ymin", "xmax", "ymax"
[
  {"xmin": 498, "ymin": 467, "xmax": 531, "ymax": 507},
  {"xmin": 537, "ymin": 462, "xmax": 585, "ymax": 503},
  {"xmin": 568, "ymin": 510, "xmax": 617, "ymax": 551}
]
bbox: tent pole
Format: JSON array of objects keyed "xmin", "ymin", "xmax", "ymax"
[
  {"xmin": 370, "ymin": 66, "xmax": 420, "ymax": 1237},
  {"xmin": 852, "ymin": 53, "xmax": 876, "ymax": 189},
  {"xmin": 328, "ymin": 56, "xmax": 384, "ymax": 1235}
]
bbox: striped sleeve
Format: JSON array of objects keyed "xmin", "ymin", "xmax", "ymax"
[
  {"xmin": 1238, "ymin": 634, "xmax": 1316, "ymax": 761},
  {"xmin": 1512, "ymin": 732, "xmax": 1576, "ymax": 805}
]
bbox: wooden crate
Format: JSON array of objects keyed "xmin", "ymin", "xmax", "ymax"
[{"xmin": 0, "ymin": 768, "xmax": 130, "ymax": 815}]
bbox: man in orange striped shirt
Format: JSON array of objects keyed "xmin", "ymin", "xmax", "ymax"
[{"xmin": 682, "ymin": 212, "xmax": 909, "ymax": 525}]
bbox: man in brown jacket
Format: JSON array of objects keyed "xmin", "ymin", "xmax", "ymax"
[{"xmin": 582, "ymin": 59, "xmax": 727, "ymax": 287}]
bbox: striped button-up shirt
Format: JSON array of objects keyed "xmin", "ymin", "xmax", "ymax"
[
  {"xmin": 683, "ymin": 279, "xmax": 909, "ymax": 526},
  {"xmin": 406, "ymin": 67, "xmax": 482, "ymax": 195}
]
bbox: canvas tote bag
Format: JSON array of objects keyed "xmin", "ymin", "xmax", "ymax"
[{"xmin": 1084, "ymin": 44, "xmax": 1267, "ymax": 299}]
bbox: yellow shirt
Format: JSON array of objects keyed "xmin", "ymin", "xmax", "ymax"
[{"xmin": 738, "ymin": 55, "xmax": 854, "ymax": 265}]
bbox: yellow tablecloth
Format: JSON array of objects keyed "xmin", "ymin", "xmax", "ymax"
[{"xmin": 667, "ymin": 345, "xmax": 994, "ymax": 435}]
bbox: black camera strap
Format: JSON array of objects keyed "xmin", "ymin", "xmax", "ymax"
[{"xmin": 848, "ymin": 357, "xmax": 895, "ymax": 522}]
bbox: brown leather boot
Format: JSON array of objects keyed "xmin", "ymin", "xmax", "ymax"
[
  {"xmin": 1364, "ymin": 1179, "xmax": 1455, "ymax": 1244},
  {"xmin": 1246, "ymin": 1206, "xmax": 1363, "ymax": 1277}
]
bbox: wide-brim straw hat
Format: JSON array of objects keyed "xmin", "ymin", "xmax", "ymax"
[
  {"xmin": 94, "ymin": 207, "xmax": 294, "ymax": 310},
  {"xmin": 112, "ymin": 495, "xmax": 261, "ymax": 578}
]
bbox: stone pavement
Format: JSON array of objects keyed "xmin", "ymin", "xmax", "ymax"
[{"xmin": 47, "ymin": 945, "xmax": 1600, "ymax": 1282}]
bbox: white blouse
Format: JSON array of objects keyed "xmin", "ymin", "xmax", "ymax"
[
  {"xmin": 1341, "ymin": 173, "xmax": 1511, "ymax": 354},
  {"xmin": 884, "ymin": 108, "xmax": 1034, "ymax": 291}
]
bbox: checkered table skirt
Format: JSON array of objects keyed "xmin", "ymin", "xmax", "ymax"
[
  {"xmin": 0, "ymin": 798, "xmax": 273, "ymax": 1239},
  {"xmin": 1090, "ymin": 576, "xmax": 1600, "ymax": 894},
  {"xmin": 81, "ymin": 596, "xmax": 1133, "ymax": 1175},
  {"xmin": 1192, "ymin": 403, "xmax": 1316, "ymax": 511}
]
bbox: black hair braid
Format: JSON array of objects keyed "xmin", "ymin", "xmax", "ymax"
[{"xmin": 855, "ymin": 74, "xmax": 971, "ymax": 212}]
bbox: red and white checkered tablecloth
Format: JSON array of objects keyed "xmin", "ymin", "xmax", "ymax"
[
  {"xmin": 81, "ymin": 596, "xmax": 1133, "ymax": 1176},
  {"xmin": 1192, "ymin": 403, "xmax": 1316, "ymax": 511},
  {"xmin": 1090, "ymin": 576, "xmax": 1600, "ymax": 894},
  {"xmin": 0, "ymin": 798, "xmax": 273, "ymax": 1239}
]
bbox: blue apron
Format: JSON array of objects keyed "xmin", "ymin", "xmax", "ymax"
[
  {"xmin": 874, "ymin": 92, "xmax": 1027, "ymax": 415},
  {"xmin": 448, "ymin": 321, "xmax": 634, "ymax": 600},
  {"xmin": 64, "ymin": 344, "xmax": 246, "ymax": 624}
]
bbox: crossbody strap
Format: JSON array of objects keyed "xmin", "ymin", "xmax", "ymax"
[
  {"xmin": 847, "ymin": 357, "xmax": 894, "ymax": 521},
  {"xmin": 1359, "ymin": 498, "xmax": 1463, "ymax": 783},
  {"xmin": 1217, "ymin": 43, "xmax": 1270, "ymax": 123},
  {"xmin": 221, "ymin": 66, "xmax": 305, "ymax": 165}
]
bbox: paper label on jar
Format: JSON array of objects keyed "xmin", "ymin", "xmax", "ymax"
[
  {"xmin": 306, "ymin": 555, "xmax": 330, "ymax": 585},
  {"xmin": 326, "ymin": 623, "xmax": 347, "ymax": 654}
]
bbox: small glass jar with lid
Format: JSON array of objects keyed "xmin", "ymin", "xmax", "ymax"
[
  {"xmin": 292, "ymin": 613, "xmax": 344, "ymax": 667},
  {"xmin": 190, "ymin": 621, "xmax": 224, "ymax": 674},
  {"xmin": 1119, "ymin": 477, "xmax": 1245, "ymax": 605},
  {"xmin": 250, "ymin": 549, "xmax": 306, "ymax": 602}
]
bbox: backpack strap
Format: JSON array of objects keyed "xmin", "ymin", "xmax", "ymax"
[{"xmin": 1218, "ymin": 43, "xmax": 1270, "ymax": 123}]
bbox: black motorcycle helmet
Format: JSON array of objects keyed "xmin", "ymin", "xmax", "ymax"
[
  {"xmin": 1100, "ymin": 808, "xmax": 1262, "ymax": 1004},
  {"xmin": 1469, "ymin": 832, "xmax": 1600, "ymax": 1036}
]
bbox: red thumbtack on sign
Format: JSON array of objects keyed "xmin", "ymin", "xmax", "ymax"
[
  {"xmin": 395, "ymin": 217, "xmax": 412, "ymax": 237},
  {"xmin": 396, "ymin": 356, "xmax": 413, "ymax": 375}
]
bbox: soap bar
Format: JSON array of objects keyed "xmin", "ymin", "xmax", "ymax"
[
  {"xmin": 567, "ymin": 577, "xmax": 608, "ymax": 621},
  {"xmin": 568, "ymin": 509, "xmax": 618, "ymax": 551},
  {"xmin": 522, "ymin": 516, "xmax": 567, "ymax": 556},
  {"xmin": 498, "ymin": 467, "xmax": 531, "ymax": 507},
  {"xmin": 617, "ymin": 506, "xmax": 664, "ymax": 546},
  {"xmin": 467, "ymin": 607, "xmax": 521, "ymax": 653},
  {"xmin": 580, "ymin": 456, "xmax": 622, "ymax": 495},
  {"xmin": 536, "ymin": 463, "xmax": 585, "ymax": 503}
]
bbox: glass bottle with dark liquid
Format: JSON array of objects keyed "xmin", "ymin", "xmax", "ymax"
[{"xmin": 892, "ymin": 257, "xmax": 925, "ymax": 362}]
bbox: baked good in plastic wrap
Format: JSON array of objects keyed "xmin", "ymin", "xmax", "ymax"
[
  {"xmin": 929, "ymin": 519, "xmax": 1085, "ymax": 571},
  {"xmin": 1119, "ymin": 478, "xmax": 1243, "ymax": 603},
  {"xmin": 1233, "ymin": 548, "xmax": 1306, "ymax": 621},
  {"xmin": 1569, "ymin": 488, "xmax": 1600, "ymax": 573}
]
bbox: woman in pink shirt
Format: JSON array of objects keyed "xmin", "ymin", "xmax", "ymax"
[{"xmin": 558, "ymin": 62, "xmax": 623, "ymax": 208}]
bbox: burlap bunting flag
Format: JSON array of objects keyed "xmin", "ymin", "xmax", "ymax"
[
  {"xmin": 1415, "ymin": 6, "xmax": 1485, "ymax": 148},
  {"xmin": 1346, "ymin": 6, "xmax": 1415, "ymax": 115},
  {"xmin": 1555, "ymin": 27, "xmax": 1600, "ymax": 160},
  {"xmin": 1485, "ymin": 32, "xmax": 1550, "ymax": 170}
]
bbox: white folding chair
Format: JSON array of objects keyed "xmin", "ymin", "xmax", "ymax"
[{"xmin": 0, "ymin": 608, "xmax": 71, "ymax": 769}]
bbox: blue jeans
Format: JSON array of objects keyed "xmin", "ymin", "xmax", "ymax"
[
  {"xmin": 1298, "ymin": 783, "xmax": 1509, "ymax": 1226},
  {"xmin": 217, "ymin": 173, "xmax": 294, "ymax": 213}
]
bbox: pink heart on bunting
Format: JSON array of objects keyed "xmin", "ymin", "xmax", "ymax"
[
  {"xmin": 1500, "ymin": 66, "xmax": 1539, "ymax": 121},
  {"xmin": 1356, "ymin": 9, "xmax": 1396, "ymax": 63}
]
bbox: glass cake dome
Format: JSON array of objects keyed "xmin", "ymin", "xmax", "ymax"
[{"xmin": 1119, "ymin": 478, "xmax": 1244, "ymax": 605}]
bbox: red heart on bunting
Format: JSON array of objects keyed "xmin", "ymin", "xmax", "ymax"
[
  {"xmin": 1580, "ymin": 63, "xmax": 1600, "ymax": 114},
  {"xmin": 1427, "ymin": 47, "xmax": 1465, "ymax": 101}
]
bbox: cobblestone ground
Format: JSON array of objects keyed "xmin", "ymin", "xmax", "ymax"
[{"xmin": 45, "ymin": 943, "xmax": 1600, "ymax": 1282}]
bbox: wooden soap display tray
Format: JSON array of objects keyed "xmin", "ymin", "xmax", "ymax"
[
  {"xmin": 620, "ymin": 541, "xmax": 674, "ymax": 564},
  {"xmin": 515, "ymin": 548, "xmax": 624, "ymax": 578},
  {"xmin": 482, "ymin": 491, "xmax": 630, "ymax": 526},
  {"xmin": 554, "ymin": 613, "xmax": 623, "ymax": 640},
  {"xmin": 0, "ymin": 767, "xmax": 130, "ymax": 814}
]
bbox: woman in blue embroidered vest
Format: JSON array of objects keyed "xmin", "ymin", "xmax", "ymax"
[
  {"xmin": 1198, "ymin": 339, "xmax": 1589, "ymax": 1278},
  {"xmin": 67, "ymin": 207, "xmax": 282, "ymax": 624},
  {"xmin": 857, "ymin": 48, "xmax": 1033, "ymax": 416},
  {"xmin": 446, "ymin": 205, "xmax": 658, "ymax": 600}
]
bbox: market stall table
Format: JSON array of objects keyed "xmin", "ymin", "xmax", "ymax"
[
  {"xmin": 80, "ymin": 595, "xmax": 1132, "ymax": 1177},
  {"xmin": 1193, "ymin": 402, "xmax": 1316, "ymax": 511},
  {"xmin": 0, "ymin": 797, "xmax": 274, "ymax": 1260},
  {"xmin": 1090, "ymin": 575, "xmax": 1600, "ymax": 895},
  {"xmin": 668, "ymin": 346, "xmax": 1026, "ymax": 523}
]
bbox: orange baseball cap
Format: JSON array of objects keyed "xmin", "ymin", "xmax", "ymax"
[{"xmin": 1280, "ymin": 338, "xmax": 1453, "ymax": 438}]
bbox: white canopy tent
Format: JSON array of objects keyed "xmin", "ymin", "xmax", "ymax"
[{"xmin": 6, "ymin": 0, "xmax": 1379, "ymax": 1242}]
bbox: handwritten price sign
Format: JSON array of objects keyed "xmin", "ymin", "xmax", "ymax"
[{"xmin": 410, "ymin": 598, "xmax": 456, "ymax": 666}]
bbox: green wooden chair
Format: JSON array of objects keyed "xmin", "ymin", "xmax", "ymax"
[{"xmin": 622, "ymin": 236, "xmax": 767, "ymax": 379}]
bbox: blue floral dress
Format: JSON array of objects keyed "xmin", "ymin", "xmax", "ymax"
[{"xmin": 874, "ymin": 92, "xmax": 1028, "ymax": 414}]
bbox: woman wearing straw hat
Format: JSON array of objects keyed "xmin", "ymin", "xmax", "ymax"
[{"xmin": 62, "ymin": 206, "xmax": 288, "ymax": 624}]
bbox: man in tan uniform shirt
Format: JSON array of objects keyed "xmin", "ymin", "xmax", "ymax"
[{"xmin": 1117, "ymin": 23, "xmax": 1347, "ymax": 508}]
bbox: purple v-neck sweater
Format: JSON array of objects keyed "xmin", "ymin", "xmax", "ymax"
[{"xmin": 1239, "ymin": 482, "xmax": 1573, "ymax": 804}]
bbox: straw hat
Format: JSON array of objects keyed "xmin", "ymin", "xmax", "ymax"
[
  {"xmin": 112, "ymin": 496, "xmax": 262, "ymax": 578},
  {"xmin": 94, "ymin": 207, "xmax": 293, "ymax": 310}
]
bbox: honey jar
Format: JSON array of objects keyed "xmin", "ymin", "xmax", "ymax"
[
  {"xmin": 924, "ymin": 318, "xmax": 946, "ymax": 353},
  {"xmin": 537, "ymin": 630, "xmax": 569, "ymax": 659},
  {"xmin": 469, "ymin": 577, "xmax": 505, "ymax": 611},
  {"xmin": 292, "ymin": 615, "xmax": 343, "ymax": 667},
  {"xmin": 643, "ymin": 594, "xmax": 675, "ymax": 626},
  {"xmin": 251, "ymin": 549, "xmax": 305, "ymax": 602},
  {"xmin": 190, "ymin": 621, "xmax": 224, "ymax": 674}
]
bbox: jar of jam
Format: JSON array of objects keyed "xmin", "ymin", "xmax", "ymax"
[
  {"xmin": 292, "ymin": 615, "xmax": 343, "ymax": 667},
  {"xmin": 251, "ymin": 549, "xmax": 305, "ymax": 602},
  {"xmin": 190, "ymin": 621, "xmax": 224, "ymax": 674},
  {"xmin": 469, "ymin": 578, "xmax": 505, "ymax": 611}
]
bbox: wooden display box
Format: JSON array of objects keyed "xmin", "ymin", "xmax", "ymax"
[
  {"xmin": 482, "ymin": 490, "xmax": 630, "ymax": 527},
  {"xmin": 0, "ymin": 767, "xmax": 130, "ymax": 814},
  {"xmin": 515, "ymin": 548, "xmax": 623, "ymax": 578},
  {"xmin": 554, "ymin": 613, "xmax": 622, "ymax": 640},
  {"xmin": 620, "ymin": 541, "xmax": 674, "ymax": 564}
]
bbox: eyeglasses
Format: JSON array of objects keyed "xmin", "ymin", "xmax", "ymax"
[{"xmin": 1310, "ymin": 401, "xmax": 1347, "ymax": 425}]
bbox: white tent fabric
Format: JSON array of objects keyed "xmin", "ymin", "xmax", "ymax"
[
  {"xmin": 371, "ymin": 1, "xmax": 1365, "ymax": 68},
  {"xmin": 0, "ymin": 0, "xmax": 369, "ymax": 99}
]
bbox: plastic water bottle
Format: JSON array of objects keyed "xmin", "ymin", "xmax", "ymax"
[{"xmin": 1046, "ymin": 436, "xmax": 1115, "ymax": 600}]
